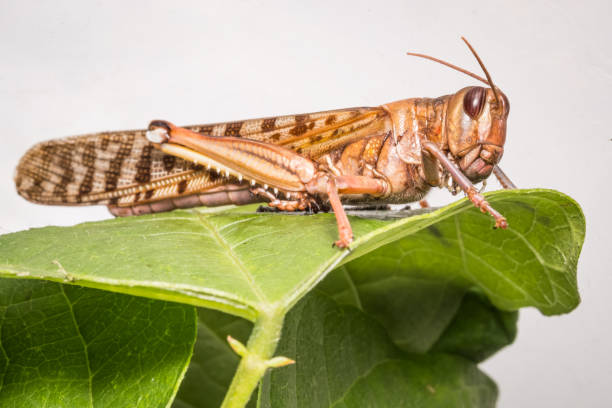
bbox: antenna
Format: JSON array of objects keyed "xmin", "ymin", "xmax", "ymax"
[
  {"xmin": 405, "ymin": 52, "xmax": 488, "ymax": 85},
  {"xmin": 460, "ymin": 37, "xmax": 500, "ymax": 104},
  {"xmin": 406, "ymin": 37, "xmax": 500, "ymax": 104}
]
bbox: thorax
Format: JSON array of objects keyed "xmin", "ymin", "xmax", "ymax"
[{"xmin": 320, "ymin": 96, "xmax": 450, "ymax": 203}]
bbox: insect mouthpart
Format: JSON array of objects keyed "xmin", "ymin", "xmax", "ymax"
[{"xmin": 459, "ymin": 144, "xmax": 503, "ymax": 181}]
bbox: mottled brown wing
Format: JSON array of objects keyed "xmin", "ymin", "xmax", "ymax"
[
  {"xmin": 15, "ymin": 106, "xmax": 389, "ymax": 207},
  {"xmin": 187, "ymin": 106, "xmax": 389, "ymax": 159},
  {"xmin": 15, "ymin": 129, "xmax": 224, "ymax": 206}
]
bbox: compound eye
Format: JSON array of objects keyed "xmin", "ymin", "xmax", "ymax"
[
  {"xmin": 463, "ymin": 86, "xmax": 487, "ymax": 119},
  {"xmin": 502, "ymin": 92, "xmax": 510, "ymax": 115}
]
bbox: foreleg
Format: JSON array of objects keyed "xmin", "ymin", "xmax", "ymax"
[
  {"xmin": 492, "ymin": 165, "xmax": 517, "ymax": 189},
  {"xmin": 422, "ymin": 142, "xmax": 507, "ymax": 229}
]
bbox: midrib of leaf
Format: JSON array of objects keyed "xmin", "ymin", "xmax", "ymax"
[
  {"xmin": 194, "ymin": 211, "xmax": 268, "ymax": 307},
  {"xmin": 59, "ymin": 285, "xmax": 93, "ymax": 408},
  {"xmin": 280, "ymin": 252, "xmax": 349, "ymax": 312}
]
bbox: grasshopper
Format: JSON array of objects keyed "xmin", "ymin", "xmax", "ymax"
[{"xmin": 14, "ymin": 38, "xmax": 514, "ymax": 248}]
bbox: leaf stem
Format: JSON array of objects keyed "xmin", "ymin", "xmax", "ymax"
[{"xmin": 221, "ymin": 308, "xmax": 285, "ymax": 408}]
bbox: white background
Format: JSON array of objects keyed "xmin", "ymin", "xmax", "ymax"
[{"xmin": 1, "ymin": 1, "xmax": 610, "ymax": 406}]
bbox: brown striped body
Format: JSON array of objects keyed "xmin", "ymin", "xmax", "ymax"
[
  {"xmin": 14, "ymin": 87, "xmax": 508, "ymax": 233},
  {"xmin": 15, "ymin": 107, "xmax": 381, "ymax": 210},
  {"xmin": 14, "ymin": 39, "xmax": 513, "ymax": 248},
  {"xmin": 15, "ymin": 99, "xmax": 451, "ymax": 212},
  {"xmin": 14, "ymin": 94, "xmax": 466, "ymax": 221}
]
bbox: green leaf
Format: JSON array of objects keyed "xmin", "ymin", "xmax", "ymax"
[
  {"xmin": 0, "ymin": 189, "xmax": 585, "ymax": 406},
  {"xmin": 330, "ymin": 357, "xmax": 497, "ymax": 408},
  {"xmin": 431, "ymin": 292, "xmax": 518, "ymax": 362},
  {"xmin": 259, "ymin": 291, "xmax": 497, "ymax": 407},
  {"xmin": 0, "ymin": 279, "xmax": 196, "ymax": 407},
  {"xmin": 317, "ymin": 264, "xmax": 467, "ymax": 353},
  {"xmin": 320, "ymin": 264, "xmax": 517, "ymax": 359},
  {"xmin": 0, "ymin": 190, "xmax": 583, "ymax": 323},
  {"xmin": 317, "ymin": 189, "xmax": 582, "ymax": 353},
  {"xmin": 173, "ymin": 289, "xmax": 512, "ymax": 407}
]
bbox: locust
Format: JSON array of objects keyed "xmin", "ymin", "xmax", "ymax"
[{"xmin": 14, "ymin": 38, "xmax": 515, "ymax": 249}]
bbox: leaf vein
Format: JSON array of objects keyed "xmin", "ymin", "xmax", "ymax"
[
  {"xmin": 59, "ymin": 285, "xmax": 93, "ymax": 408},
  {"xmin": 194, "ymin": 212, "xmax": 268, "ymax": 306},
  {"xmin": 340, "ymin": 266, "xmax": 363, "ymax": 311}
]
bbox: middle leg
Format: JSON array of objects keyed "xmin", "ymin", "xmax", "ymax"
[{"xmin": 307, "ymin": 174, "xmax": 389, "ymax": 248}]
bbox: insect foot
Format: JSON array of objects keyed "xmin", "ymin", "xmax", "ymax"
[
  {"xmin": 494, "ymin": 216, "xmax": 508, "ymax": 229},
  {"xmin": 467, "ymin": 189, "xmax": 508, "ymax": 229},
  {"xmin": 333, "ymin": 238, "xmax": 352, "ymax": 250},
  {"xmin": 332, "ymin": 227, "xmax": 353, "ymax": 250}
]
